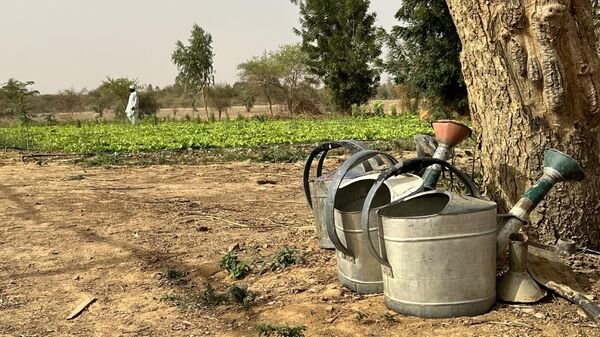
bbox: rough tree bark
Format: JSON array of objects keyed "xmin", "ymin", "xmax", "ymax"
[{"xmin": 446, "ymin": 0, "xmax": 600, "ymax": 247}]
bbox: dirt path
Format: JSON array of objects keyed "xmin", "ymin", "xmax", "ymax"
[{"xmin": 0, "ymin": 151, "xmax": 598, "ymax": 336}]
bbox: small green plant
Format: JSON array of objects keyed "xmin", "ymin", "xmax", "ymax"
[
  {"xmin": 227, "ymin": 284, "xmax": 255, "ymax": 310},
  {"xmin": 354, "ymin": 310, "xmax": 366, "ymax": 322},
  {"xmin": 353, "ymin": 309, "xmax": 375, "ymax": 324},
  {"xmin": 161, "ymin": 267, "xmax": 187, "ymax": 281},
  {"xmin": 161, "ymin": 283, "xmax": 227, "ymax": 311},
  {"xmin": 253, "ymin": 113, "xmax": 269, "ymax": 122},
  {"xmin": 259, "ymin": 246, "xmax": 305, "ymax": 275},
  {"xmin": 351, "ymin": 103, "xmax": 360, "ymax": 117},
  {"xmin": 382, "ymin": 312, "xmax": 397, "ymax": 323},
  {"xmin": 390, "ymin": 104, "xmax": 397, "ymax": 116},
  {"xmin": 373, "ymin": 101, "xmax": 385, "ymax": 116},
  {"xmin": 199, "ymin": 283, "xmax": 228, "ymax": 307},
  {"xmin": 209, "ymin": 112, "xmax": 216, "ymax": 123},
  {"xmin": 220, "ymin": 252, "xmax": 251, "ymax": 279},
  {"xmin": 255, "ymin": 323, "xmax": 307, "ymax": 337},
  {"xmin": 236, "ymin": 113, "xmax": 246, "ymax": 121}
]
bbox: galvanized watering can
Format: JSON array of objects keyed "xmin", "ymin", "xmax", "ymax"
[
  {"xmin": 325, "ymin": 150, "xmax": 423, "ymax": 294},
  {"xmin": 303, "ymin": 141, "xmax": 388, "ymax": 249},
  {"xmin": 362, "ymin": 158, "xmax": 497, "ymax": 318}
]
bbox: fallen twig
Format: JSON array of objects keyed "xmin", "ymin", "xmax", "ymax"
[
  {"xmin": 327, "ymin": 311, "xmax": 343, "ymax": 324},
  {"xmin": 580, "ymin": 247, "xmax": 600, "ymax": 256},
  {"xmin": 66, "ymin": 296, "xmax": 96, "ymax": 320},
  {"xmin": 244, "ymin": 199, "xmax": 305, "ymax": 204},
  {"xmin": 469, "ymin": 320, "xmax": 539, "ymax": 330},
  {"xmin": 197, "ymin": 215, "xmax": 251, "ymax": 228}
]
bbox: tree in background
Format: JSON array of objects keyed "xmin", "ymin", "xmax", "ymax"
[
  {"xmin": 386, "ymin": 0, "xmax": 466, "ymax": 118},
  {"xmin": 90, "ymin": 77, "xmax": 136, "ymax": 119},
  {"xmin": 233, "ymin": 82, "xmax": 256, "ymax": 113},
  {"xmin": 172, "ymin": 24, "xmax": 215, "ymax": 120},
  {"xmin": 0, "ymin": 79, "xmax": 39, "ymax": 123},
  {"xmin": 207, "ymin": 83, "xmax": 235, "ymax": 120},
  {"xmin": 238, "ymin": 53, "xmax": 281, "ymax": 116},
  {"xmin": 273, "ymin": 44, "xmax": 315, "ymax": 116},
  {"xmin": 57, "ymin": 88, "xmax": 83, "ymax": 115},
  {"xmin": 291, "ymin": 0, "xmax": 382, "ymax": 113}
]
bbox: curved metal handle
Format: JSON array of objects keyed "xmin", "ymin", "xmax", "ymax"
[
  {"xmin": 325, "ymin": 150, "xmax": 398, "ymax": 259},
  {"xmin": 361, "ymin": 157, "xmax": 481, "ymax": 271},
  {"xmin": 302, "ymin": 140, "xmax": 369, "ymax": 209}
]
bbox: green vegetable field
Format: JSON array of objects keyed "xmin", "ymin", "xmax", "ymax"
[{"xmin": 0, "ymin": 115, "xmax": 432, "ymax": 153}]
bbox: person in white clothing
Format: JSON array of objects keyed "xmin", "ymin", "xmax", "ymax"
[{"xmin": 125, "ymin": 85, "xmax": 139, "ymax": 124}]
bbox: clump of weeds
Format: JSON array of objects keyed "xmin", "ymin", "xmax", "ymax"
[
  {"xmin": 382, "ymin": 312, "xmax": 397, "ymax": 323},
  {"xmin": 161, "ymin": 267, "xmax": 188, "ymax": 281},
  {"xmin": 353, "ymin": 309, "xmax": 374, "ymax": 324},
  {"xmin": 162, "ymin": 283, "xmax": 255, "ymax": 312},
  {"xmin": 255, "ymin": 323, "xmax": 307, "ymax": 337},
  {"xmin": 220, "ymin": 252, "xmax": 251, "ymax": 279},
  {"xmin": 161, "ymin": 283, "xmax": 227, "ymax": 311},
  {"xmin": 258, "ymin": 246, "xmax": 306, "ymax": 275},
  {"xmin": 227, "ymin": 284, "xmax": 255, "ymax": 310}
]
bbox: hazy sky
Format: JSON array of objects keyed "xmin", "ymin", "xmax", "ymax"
[{"xmin": 0, "ymin": 1, "xmax": 399, "ymax": 93}]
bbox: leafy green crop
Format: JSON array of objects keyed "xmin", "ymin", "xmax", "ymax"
[{"xmin": 0, "ymin": 115, "xmax": 432, "ymax": 154}]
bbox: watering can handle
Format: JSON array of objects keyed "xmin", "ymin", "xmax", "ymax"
[
  {"xmin": 361, "ymin": 157, "xmax": 481, "ymax": 270},
  {"xmin": 302, "ymin": 140, "xmax": 370, "ymax": 209},
  {"xmin": 325, "ymin": 150, "xmax": 399, "ymax": 259}
]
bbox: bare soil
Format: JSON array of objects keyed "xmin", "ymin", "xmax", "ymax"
[{"xmin": 0, "ymin": 151, "xmax": 599, "ymax": 337}]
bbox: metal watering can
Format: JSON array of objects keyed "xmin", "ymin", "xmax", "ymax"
[
  {"xmin": 362, "ymin": 158, "xmax": 498, "ymax": 318},
  {"xmin": 303, "ymin": 140, "xmax": 388, "ymax": 249},
  {"xmin": 324, "ymin": 150, "xmax": 423, "ymax": 294},
  {"xmin": 320, "ymin": 120, "xmax": 472, "ymax": 294}
]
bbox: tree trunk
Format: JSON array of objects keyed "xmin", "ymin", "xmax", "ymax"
[
  {"xmin": 202, "ymin": 87, "xmax": 209, "ymax": 120},
  {"xmin": 267, "ymin": 96, "xmax": 274, "ymax": 117},
  {"xmin": 446, "ymin": 0, "xmax": 600, "ymax": 247}
]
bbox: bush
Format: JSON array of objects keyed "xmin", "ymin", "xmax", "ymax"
[
  {"xmin": 373, "ymin": 101, "xmax": 385, "ymax": 116},
  {"xmin": 138, "ymin": 90, "xmax": 161, "ymax": 119}
]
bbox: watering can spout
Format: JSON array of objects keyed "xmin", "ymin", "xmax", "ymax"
[
  {"xmin": 422, "ymin": 120, "xmax": 472, "ymax": 190},
  {"xmin": 497, "ymin": 148, "xmax": 584, "ymax": 257}
]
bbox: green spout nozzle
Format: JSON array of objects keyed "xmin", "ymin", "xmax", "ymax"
[
  {"xmin": 497, "ymin": 149, "xmax": 584, "ymax": 257},
  {"xmin": 543, "ymin": 149, "xmax": 585, "ymax": 182}
]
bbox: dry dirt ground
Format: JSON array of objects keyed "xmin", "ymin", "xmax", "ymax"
[{"xmin": 0, "ymin": 151, "xmax": 599, "ymax": 337}]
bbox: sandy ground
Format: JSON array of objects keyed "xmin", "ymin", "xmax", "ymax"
[{"xmin": 0, "ymin": 151, "xmax": 599, "ymax": 336}]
